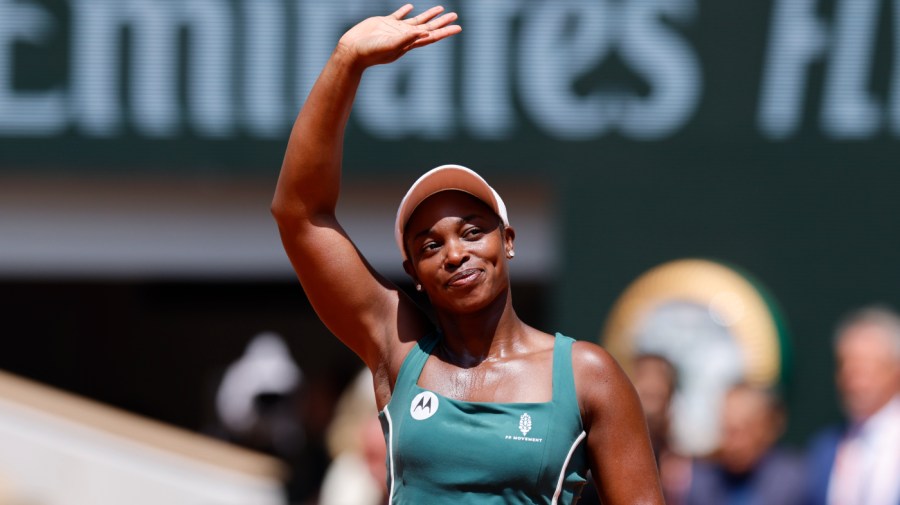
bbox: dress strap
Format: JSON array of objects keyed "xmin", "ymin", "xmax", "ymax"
[
  {"xmin": 551, "ymin": 333, "xmax": 580, "ymax": 413},
  {"xmin": 392, "ymin": 331, "xmax": 441, "ymax": 395}
]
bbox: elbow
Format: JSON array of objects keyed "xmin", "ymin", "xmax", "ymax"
[
  {"xmin": 270, "ymin": 197, "xmax": 303, "ymax": 234},
  {"xmin": 270, "ymin": 197, "xmax": 288, "ymax": 225},
  {"xmin": 270, "ymin": 187, "xmax": 333, "ymax": 228},
  {"xmin": 270, "ymin": 197, "xmax": 286, "ymax": 221},
  {"xmin": 270, "ymin": 190, "xmax": 299, "ymax": 224},
  {"xmin": 271, "ymin": 196, "xmax": 321, "ymax": 230}
]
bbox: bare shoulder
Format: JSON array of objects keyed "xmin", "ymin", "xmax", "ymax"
[
  {"xmin": 571, "ymin": 340, "xmax": 628, "ymax": 381},
  {"xmin": 570, "ymin": 340, "xmax": 638, "ymax": 420}
]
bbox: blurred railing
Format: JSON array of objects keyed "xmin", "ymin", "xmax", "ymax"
[{"xmin": 0, "ymin": 370, "xmax": 287, "ymax": 505}]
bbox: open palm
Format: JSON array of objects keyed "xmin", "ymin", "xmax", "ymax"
[{"xmin": 337, "ymin": 4, "xmax": 460, "ymax": 67}]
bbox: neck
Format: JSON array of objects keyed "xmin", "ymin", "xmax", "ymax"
[{"xmin": 434, "ymin": 290, "xmax": 528, "ymax": 368}]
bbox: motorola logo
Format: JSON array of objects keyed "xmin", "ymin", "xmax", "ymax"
[{"xmin": 410, "ymin": 391, "xmax": 439, "ymax": 421}]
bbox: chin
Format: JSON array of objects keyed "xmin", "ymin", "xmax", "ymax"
[
  {"xmin": 439, "ymin": 287, "xmax": 501, "ymax": 314},
  {"xmin": 443, "ymin": 296, "xmax": 492, "ymax": 315}
]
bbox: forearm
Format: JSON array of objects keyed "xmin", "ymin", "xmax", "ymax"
[
  {"xmin": 272, "ymin": 45, "xmax": 363, "ymax": 222},
  {"xmin": 273, "ymin": 5, "xmax": 459, "ymax": 223}
]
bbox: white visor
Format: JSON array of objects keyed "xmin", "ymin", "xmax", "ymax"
[{"xmin": 394, "ymin": 164, "xmax": 509, "ymax": 260}]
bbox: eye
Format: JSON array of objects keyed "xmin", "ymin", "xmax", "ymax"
[
  {"xmin": 419, "ymin": 240, "xmax": 441, "ymax": 254},
  {"xmin": 463, "ymin": 226, "xmax": 483, "ymax": 239}
]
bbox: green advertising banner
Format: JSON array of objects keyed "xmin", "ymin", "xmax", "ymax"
[
  {"xmin": 4, "ymin": 0, "xmax": 899, "ymax": 172},
  {"xmin": 2, "ymin": 0, "xmax": 899, "ymax": 441}
]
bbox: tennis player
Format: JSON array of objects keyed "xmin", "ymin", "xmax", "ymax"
[{"xmin": 272, "ymin": 5, "xmax": 663, "ymax": 504}]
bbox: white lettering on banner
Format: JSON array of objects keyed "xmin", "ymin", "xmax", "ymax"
[
  {"xmin": 618, "ymin": 0, "xmax": 702, "ymax": 140},
  {"xmin": 759, "ymin": 0, "xmax": 899, "ymax": 140},
  {"xmin": 822, "ymin": 0, "xmax": 881, "ymax": 139},
  {"xmin": 519, "ymin": 0, "xmax": 701, "ymax": 141},
  {"xmin": 519, "ymin": 1, "xmax": 615, "ymax": 139},
  {"xmin": 243, "ymin": 0, "xmax": 286, "ymax": 139},
  {"xmin": 70, "ymin": 0, "xmax": 233, "ymax": 138},
  {"xmin": 461, "ymin": 0, "xmax": 521, "ymax": 139},
  {"xmin": 758, "ymin": 0, "xmax": 828, "ymax": 140},
  {"xmin": 1, "ymin": 0, "xmax": 702, "ymax": 142},
  {"xmin": 0, "ymin": 0, "xmax": 66, "ymax": 135},
  {"xmin": 295, "ymin": 1, "xmax": 369, "ymax": 112},
  {"xmin": 183, "ymin": 0, "xmax": 233, "ymax": 138},
  {"xmin": 356, "ymin": 42, "xmax": 456, "ymax": 139}
]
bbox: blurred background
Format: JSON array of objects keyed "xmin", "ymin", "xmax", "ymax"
[{"xmin": 2, "ymin": 0, "xmax": 899, "ymax": 503}]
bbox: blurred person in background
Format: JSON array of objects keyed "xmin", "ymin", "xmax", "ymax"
[
  {"xmin": 805, "ymin": 305, "xmax": 900, "ymax": 505},
  {"xmin": 214, "ymin": 332, "xmax": 304, "ymax": 456},
  {"xmin": 580, "ymin": 353, "xmax": 683, "ymax": 505},
  {"xmin": 632, "ymin": 354, "xmax": 693, "ymax": 505},
  {"xmin": 683, "ymin": 383, "xmax": 805, "ymax": 505},
  {"xmin": 318, "ymin": 369, "xmax": 387, "ymax": 505},
  {"xmin": 632, "ymin": 354, "xmax": 679, "ymax": 467},
  {"xmin": 210, "ymin": 332, "xmax": 313, "ymax": 503}
]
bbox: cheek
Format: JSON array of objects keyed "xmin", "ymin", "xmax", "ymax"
[
  {"xmin": 414, "ymin": 258, "xmax": 441, "ymax": 280},
  {"xmin": 478, "ymin": 235, "xmax": 506, "ymax": 260}
]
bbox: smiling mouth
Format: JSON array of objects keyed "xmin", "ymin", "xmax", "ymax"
[{"xmin": 447, "ymin": 268, "xmax": 482, "ymax": 287}]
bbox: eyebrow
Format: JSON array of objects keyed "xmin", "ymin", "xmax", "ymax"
[{"xmin": 410, "ymin": 214, "xmax": 481, "ymax": 242}]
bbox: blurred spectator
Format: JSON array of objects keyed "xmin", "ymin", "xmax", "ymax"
[
  {"xmin": 806, "ymin": 305, "xmax": 900, "ymax": 505},
  {"xmin": 580, "ymin": 354, "xmax": 683, "ymax": 505},
  {"xmin": 318, "ymin": 369, "xmax": 387, "ymax": 505},
  {"xmin": 684, "ymin": 383, "xmax": 805, "ymax": 505},
  {"xmin": 214, "ymin": 332, "xmax": 304, "ymax": 456},
  {"xmin": 210, "ymin": 331, "xmax": 309, "ymax": 502},
  {"xmin": 631, "ymin": 354, "xmax": 693, "ymax": 505},
  {"xmin": 632, "ymin": 354, "xmax": 678, "ymax": 465}
]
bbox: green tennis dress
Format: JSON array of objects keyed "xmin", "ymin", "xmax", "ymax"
[{"xmin": 379, "ymin": 332, "xmax": 588, "ymax": 504}]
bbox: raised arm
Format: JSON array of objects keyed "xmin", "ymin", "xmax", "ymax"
[
  {"xmin": 271, "ymin": 5, "xmax": 460, "ymax": 368},
  {"xmin": 574, "ymin": 342, "xmax": 666, "ymax": 505}
]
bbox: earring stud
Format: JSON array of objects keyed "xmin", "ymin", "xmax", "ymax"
[{"xmin": 415, "ymin": 284, "xmax": 423, "ymax": 291}]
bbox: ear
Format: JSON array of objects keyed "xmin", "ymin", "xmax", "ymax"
[
  {"xmin": 402, "ymin": 259, "xmax": 420, "ymax": 286},
  {"xmin": 502, "ymin": 225, "xmax": 516, "ymax": 257}
]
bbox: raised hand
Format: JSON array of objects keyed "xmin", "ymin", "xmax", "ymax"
[{"xmin": 336, "ymin": 4, "xmax": 460, "ymax": 69}]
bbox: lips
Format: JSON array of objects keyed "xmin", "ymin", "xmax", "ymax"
[{"xmin": 447, "ymin": 268, "xmax": 483, "ymax": 288}]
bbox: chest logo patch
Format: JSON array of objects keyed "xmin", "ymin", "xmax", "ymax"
[
  {"xmin": 519, "ymin": 413, "xmax": 532, "ymax": 436},
  {"xmin": 410, "ymin": 391, "xmax": 439, "ymax": 420},
  {"xmin": 505, "ymin": 412, "xmax": 543, "ymax": 443}
]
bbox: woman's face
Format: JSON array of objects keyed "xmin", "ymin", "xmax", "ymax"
[{"xmin": 403, "ymin": 191, "xmax": 514, "ymax": 315}]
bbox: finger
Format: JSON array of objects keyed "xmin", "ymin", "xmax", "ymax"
[
  {"xmin": 422, "ymin": 11, "xmax": 458, "ymax": 31},
  {"xmin": 406, "ymin": 23, "xmax": 461, "ymax": 50},
  {"xmin": 398, "ymin": 27, "xmax": 430, "ymax": 49},
  {"xmin": 404, "ymin": 5, "xmax": 444, "ymax": 25},
  {"xmin": 391, "ymin": 4, "xmax": 415, "ymax": 20}
]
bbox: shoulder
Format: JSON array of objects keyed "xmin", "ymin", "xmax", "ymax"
[
  {"xmin": 569, "ymin": 339, "xmax": 637, "ymax": 418},
  {"xmin": 570, "ymin": 339, "xmax": 628, "ymax": 382}
]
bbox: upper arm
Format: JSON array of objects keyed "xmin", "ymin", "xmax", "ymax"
[
  {"xmin": 269, "ymin": 44, "xmax": 431, "ymax": 381},
  {"xmin": 274, "ymin": 209, "xmax": 429, "ymax": 370},
  {"xmin": 573, "ymin": 342, "xmax": 665, "ymax": 505}
]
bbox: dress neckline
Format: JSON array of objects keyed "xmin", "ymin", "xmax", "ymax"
[{"xmin": 412, "ymin": 332, "xmax": 563, "ymax": 406}]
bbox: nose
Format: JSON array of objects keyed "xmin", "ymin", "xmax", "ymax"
[{"xmin": 443, "ymin": 237, "xmax": 469, "ymax": 270}]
